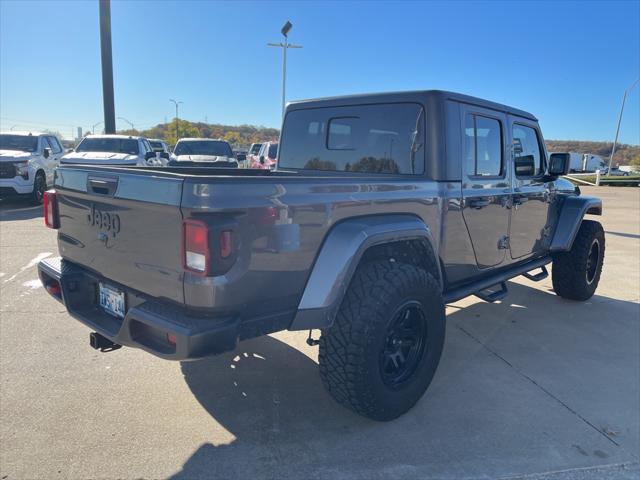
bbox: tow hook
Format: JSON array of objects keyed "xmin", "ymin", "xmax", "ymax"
[{"xmin": 89, "ymin": 332, "xmax": 122, "ymax": 352}]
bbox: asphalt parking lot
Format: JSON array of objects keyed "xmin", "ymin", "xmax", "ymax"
[{"xmin": 0, "ymin": 186, "xmax": 638, "ymax": 480}]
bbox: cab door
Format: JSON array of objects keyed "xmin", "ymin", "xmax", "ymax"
[
  {"xmin": 39, "ymin": 137, "xmax": 55, "ymax": 185},
  {"xmin": 461, "ymin": 106, "xmax": 511, "ymax": 269},
  {"xmin": 508, "ymin": 119, "xmax": 553, "ymax": 259},
  {"xmin": 45, "ymin": 136, "xmax": 63, "ymax": 184}
]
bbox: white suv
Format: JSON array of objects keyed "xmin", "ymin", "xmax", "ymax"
[
  {"xmin": 61, "ymin": 135, "xmax": 160, "ymax": 167},
  {"xmin": 0, "ymin": 131, "xmax": 64, "ymax": 204}
]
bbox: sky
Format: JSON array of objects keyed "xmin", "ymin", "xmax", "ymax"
[{"xmin": 1, "ymin": 0, "xmax": 639, "ymax": 143}]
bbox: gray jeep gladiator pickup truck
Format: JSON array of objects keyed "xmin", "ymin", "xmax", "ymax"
[{"xmin": 38, "ymin": 90, "xmax": 604, "ymax": 421}]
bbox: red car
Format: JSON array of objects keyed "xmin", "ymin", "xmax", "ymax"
[{"xmin": 249, "ymin": 141, "xmax": 278, "ymax": 170}]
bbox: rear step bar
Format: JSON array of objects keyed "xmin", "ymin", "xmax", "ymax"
[{"xmin": 443, "ymin": 256, "xmax": 551, "ymax": 304}]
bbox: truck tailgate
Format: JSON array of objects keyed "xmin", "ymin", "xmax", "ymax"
[{"xmin": 54, "ymin": 168, "xmax": 185, "ymax": 303}]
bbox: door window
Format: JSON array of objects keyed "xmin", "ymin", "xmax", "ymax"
[
  {"xmin": 40, "ymin": 136, "xmax": 51, "ymax": 152},
  {"xmin": 47, "ymin": 136, "xmax": 62, "ymax": 154},
  {"xmin": 512, "ymin": 125, "xmax": 543, "ymax": 177},
  {"xmin": 465, "ymin": 114, "xmax": 503, "ymax": 177}
]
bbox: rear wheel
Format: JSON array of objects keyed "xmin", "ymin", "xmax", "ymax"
[
  {"xmin": 30, "ymin": 171, "xmax": 46, "ymax": 205},
  {"xmin": 319, "ymin": 261, "xmax": 445, "ymax": 421},
  {"xmin": 552, "ymin": 220, "xmax": 605, "ymax": 301}
]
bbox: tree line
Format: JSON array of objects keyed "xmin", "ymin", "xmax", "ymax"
[
  {"xmin": 546, "ymin": 140, "xmax": 640, "ymax": 167},
  {"xmin": 118, "ymin": 119, "xmax": 279, "ymax": 148}
]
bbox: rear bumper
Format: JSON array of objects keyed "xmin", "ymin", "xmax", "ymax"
[{"xmin": 38, "ymin": 257, "xmax": 240, "ymax": 360}]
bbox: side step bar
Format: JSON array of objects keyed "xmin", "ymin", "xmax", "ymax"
[
  {"xmin": 443, "ymin": 256, "xmax": 551, "ymax": 304},
  {"xmin": 475, "ymin": 282, "xmax": 508, "ymax": 303},
  {"xmin": 522, "ymin": 265, "xmax": 549, "ymax": 282}
]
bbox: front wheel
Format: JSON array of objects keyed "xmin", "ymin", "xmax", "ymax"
[
  {"xmin": 30, "ymin": 172, "xmax": 46, "ymax": 205},
  {"xmin": 319, "ymin": 261, "xmax": 445, "ymax": 421},
  {"xmin": 552, "ymin": 220, "xmax": 605, "ymax": 301}
]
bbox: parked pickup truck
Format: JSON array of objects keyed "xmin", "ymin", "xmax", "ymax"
[{"xmin": 39, "ymin": 90, "xmax": 605, "ymax": 421}]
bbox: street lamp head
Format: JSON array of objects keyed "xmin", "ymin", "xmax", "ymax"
[{"xmin": 281, "ymin": 21, "xmax": 292, "ymax": 37}]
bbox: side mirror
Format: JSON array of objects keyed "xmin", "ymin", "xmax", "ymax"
[
  {"xmin": 144, "ymin": 151, "xmax": 156, "ymax": 161},
  {"xmin": 514, "ymin": 154, "xmax": 535, "ymax": 177},
  {"xmin": 43, "ymin": 148, "xmax": 51, "ymax": 159},
  {"xmin": 548, "ymin": 153, "xmax": 570, "ymax": 176},
  {"xmin": 259, "ymin": 155, "xmax": 265, "ymax": 164}
]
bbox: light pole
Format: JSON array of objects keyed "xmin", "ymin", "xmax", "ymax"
[
  {"xmin": 607, "ymin": 78, "xmax": 640, "ymax": 177},
  {"xmin": 92, "ymin": 121, "xmax": 103, "ymax": 134},
  {"xmin": 268, "ymin": 21, "xmax": 302, "ymax": 121},
  {"xmin": 169, "ymin": 99, "xmax": 183, "ymax": 141},
  {"xmin": 117, "ymin": 116, "xmax": 134, "ymax": 131},
  {"xmin": 99, "ymin": 0, "xmax": 116, "ymax": 134}
]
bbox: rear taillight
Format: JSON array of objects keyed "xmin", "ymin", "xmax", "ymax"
[
  {"xmin": 43, "ymin": 190, "xmax": 60, "ymax": 229},
  {"xmin": 220, "ymin": 231, "xmax": 233, "ymax": 259},
  {"xmin": 183, "ymin": 219, "xmax": 210, "ymax": 275}
]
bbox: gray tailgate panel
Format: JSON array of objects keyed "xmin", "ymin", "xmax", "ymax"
[{"xmin": 55, "ymin": 169, "xmax": 185, "ymax": 303}]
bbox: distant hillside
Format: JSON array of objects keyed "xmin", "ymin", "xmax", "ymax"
[
  {"xmin": 119, "ymin": 120, "xmax": 279, "ymax": 148},
  {"xmin": 118, "ymin": 120, "xmax": 640, "ymax": 166},
  {"xmin": 546, "ymin": 140, "xmax": 639, "ymax": 166}
]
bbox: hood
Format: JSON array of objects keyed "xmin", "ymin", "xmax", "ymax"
[
  {"xmin": 173, "ymin": 154, "xmax": 233, "ymax": 162},
  {"xmin": 0, "ymin": 150, "xmax": 33, "ymax": 162},
  {"xmin": 61, "ymin": 151, "xmax": 138, "ymax": 165}
]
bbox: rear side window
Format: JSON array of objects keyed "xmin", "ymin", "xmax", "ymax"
[
  {"xmin": 512, "ymin": 125, "xmax": 543, "ymax": 177},
  {"xmin": 279, "ymin": 103, "xmax": 425, "ymax": 174},
  {"xmin": 464, "ymin": 114, "xmax": 502, "ymax": 177}
]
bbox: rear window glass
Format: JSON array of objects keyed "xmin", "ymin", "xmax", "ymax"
[
  {"xmin": 149, "ymin": 141, "xmax": 165, "ymax": 151},
  {"xmin": 279, "ymin": 103, "xmax": 425, "ymax": 174},
  {"xmin": 76, "ymin": 137, "xmax": 140, "ymax": 155},
  {"xmin": 174, "ymin": 140, "xmax": 233, "ymax": 157}
]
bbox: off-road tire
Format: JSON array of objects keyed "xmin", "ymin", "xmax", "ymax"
[
  {"xmin": 31, "ymin": 171, "xmax": 46, "ymax": 205},
  {"xmin": 319, "ymin": 261, "xmax": 445, "ymax": 421},
  {"xmin": 552, "ymin": 220, "xmax": 605, "ymax": 301}
]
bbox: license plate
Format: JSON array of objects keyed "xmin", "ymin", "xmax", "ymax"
[{"xmin": 99, "ymin": 283, "xmax": 126, "ymax": 319}]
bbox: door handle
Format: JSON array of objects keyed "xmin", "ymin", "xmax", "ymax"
[
  {"xmin": 469, "ymin": 198, "xmax": 490, "ymax": 209},
  {"xmin": 87, "ymin": 176, "xmax": 118, "ymax": 196}
]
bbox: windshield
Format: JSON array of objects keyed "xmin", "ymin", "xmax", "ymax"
[
  {"xmin": 250, "ymin": 143, "xmax": 262, "ymax": 155},
  {"xmin": 174, "ymin": 140, "xmax": 233, "ymax": 157},
  {"xmin": 76, "ymin": 137, "xmax": 140, "ymax": 155},
  {"xmin": 0, "ymin": 134, "xmax": 39, "ymax": 152},
  {"xmin": 149, "ymin": 141, "xmax": 165, "ymax": 152}
]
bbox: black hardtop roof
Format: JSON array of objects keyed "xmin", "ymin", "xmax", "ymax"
[{"xmin": 286, "ymin": 90, "xmax": 537, "ymax": 121}]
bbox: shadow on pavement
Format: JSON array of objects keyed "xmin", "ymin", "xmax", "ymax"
[
  {"xmin": 172, "ymin": 281, "xmax": 639, "ymax": 480},
  {"xmin": 606, "ymin": 230, "xmax": 640, "ymax": 240},
  {"xmin": 0, "ymin": 198, "xmax": 41, "ymax": 221}
]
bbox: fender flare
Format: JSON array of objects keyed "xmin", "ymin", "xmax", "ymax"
[
  {"xmin": 550, "ymin": 195, "xmax": 602, "ymax": 252},
  {"xmin": 289, "ymin": 214, "xmax": 440, "ymax": 331}
]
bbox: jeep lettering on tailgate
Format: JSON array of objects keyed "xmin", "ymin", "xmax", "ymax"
[{"xmin": 87, "ymin": 204, "xmax": 121, "ymax": 238}]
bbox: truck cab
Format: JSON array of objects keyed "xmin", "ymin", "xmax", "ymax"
[{"xmin": 0, "ymin": 131, "xmax": 64, "ymax": 204}]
